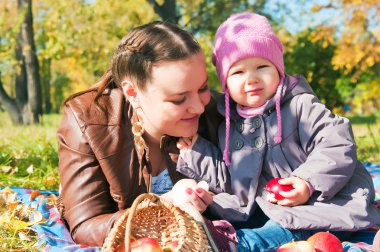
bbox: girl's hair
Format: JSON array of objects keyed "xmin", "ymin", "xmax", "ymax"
[{"xmin": 65, "ymin": 21, "xmax": 201, "ymax": 105}]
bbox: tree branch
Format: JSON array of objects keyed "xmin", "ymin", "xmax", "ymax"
[{"xmin": 147, "ymin": 0, "xmax": 163, "ymax": 18}]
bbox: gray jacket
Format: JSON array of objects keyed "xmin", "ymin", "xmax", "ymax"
[{"xmin": 177, "ymin": 75, "xmax": 380, "ymax": 231}]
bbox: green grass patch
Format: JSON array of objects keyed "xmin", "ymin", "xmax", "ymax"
[
  {"xmin": 0, "ymin": 113, "xmax": 61, "ymax": 191},
  {"xmin": 347, "ymin": 112, "xmax": 380, "ymax": 163}
]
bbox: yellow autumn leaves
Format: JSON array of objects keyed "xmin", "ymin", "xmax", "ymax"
[{"xmin": 0, "ymin": 187, "xmax": 57, "ymax": 251}]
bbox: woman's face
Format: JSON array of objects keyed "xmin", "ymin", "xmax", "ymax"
[{"xmin": 133, "ymin": 52, "xmax": 210, "ymax": 141}]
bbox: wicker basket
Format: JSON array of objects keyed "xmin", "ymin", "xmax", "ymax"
[{"xmin": 102, "ymin": 193, "xmax": 219, "ymax": 252}]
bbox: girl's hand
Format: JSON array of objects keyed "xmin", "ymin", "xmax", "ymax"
[
  {"xmin": 176, "ymin": 134, "xmax": 198, "ymax": 152},
  {"xmin": 164, "ymin": 179, "xmax": 212, "ymax": 213},
  {"xmin": 276, "ymin": 177, "xmax": 310, "ymax": 206},
  {"xmin": 183, "ymin": 186, "xmax": 213, "ymax": 213}
]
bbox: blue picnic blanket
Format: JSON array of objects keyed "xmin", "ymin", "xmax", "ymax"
[{"xmin": 3, "ymin": 162, "xmax": 380, "ymax": 252}]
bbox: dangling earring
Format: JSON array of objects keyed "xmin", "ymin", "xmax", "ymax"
[{"xmin": 131, "ymin": 111, "xmax": 149, "ymax": 155}]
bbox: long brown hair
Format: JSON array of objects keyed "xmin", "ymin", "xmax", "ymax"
[{"xmin": 65, "ymin": 21, "xmax": 201, "ymax": 107}]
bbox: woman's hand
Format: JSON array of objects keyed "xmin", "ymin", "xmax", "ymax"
[
  {"xmin": 176, "ymin": 134, "xmax": 198, "ymax": 152},
  {"xmin": 276, "ymin": 177, "xmax": 310, "ymax": 206}
]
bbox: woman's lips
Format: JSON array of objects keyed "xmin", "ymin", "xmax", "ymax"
[{"xmin": 181, "ymin": 115, "xmax": 198, "ymax": 122}]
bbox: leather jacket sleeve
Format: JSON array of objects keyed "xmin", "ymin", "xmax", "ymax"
[{"xmin": 57, "ymin": 103, "xmax": 125, "ymax": 246}]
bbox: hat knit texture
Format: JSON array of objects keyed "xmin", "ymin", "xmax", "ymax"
[{"xmin": 212, "ymin": 12, "xmax": 285, "ymax": 166}]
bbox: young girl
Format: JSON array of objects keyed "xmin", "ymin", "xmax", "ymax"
[{"xmin": 176, "ymin": 12, "xmax": 380, "ymax": 251}]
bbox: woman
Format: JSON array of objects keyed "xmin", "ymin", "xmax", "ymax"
[{"xmin": 57, "ymin": 21, "xmax": 222, "ymax": 246}]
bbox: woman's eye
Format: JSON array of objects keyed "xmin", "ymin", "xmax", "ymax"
[
  {"xmin": 231, "ymin": 70, "xmax": 243, "ymax": 75},
  {"xmin": 170, "ymin": 97, "xmax": 186, "ymax": 105},
  {"xmin": 198, "ymin": 84, "xmax": 209, "ymax": 93}
]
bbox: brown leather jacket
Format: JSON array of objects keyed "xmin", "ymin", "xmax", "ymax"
[{"xmin": 57, "ymin": 87, "xmax": 222, "ymax": 246}]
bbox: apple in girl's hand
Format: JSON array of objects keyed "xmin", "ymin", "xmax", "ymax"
[
  {"xmin": 276, "ymin": 240, "xmax": 316, "ymax": 252},
  {"xmin": 373, "ymin": 230, "xmax": 380, "ymax": 252},
  {"xmin": 130, "ymin": 237, "xmax": 163, "ymax": 252},
  {"xmin": 306, "ymin": 232, "xmax": 344, "ymax": 252},
  {"xmin": 265, "ymin": 178, "xmax": 294, "ymax": 203}
]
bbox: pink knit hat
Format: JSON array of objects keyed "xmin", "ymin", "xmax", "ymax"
[{"xmin": 212, "ymin": 12, "xmax": 285, "ymax": 165}]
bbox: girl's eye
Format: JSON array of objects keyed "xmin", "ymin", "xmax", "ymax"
[
  {"xmin": 257, "ymin": 65, "xmax": 269, "ymax": 69},
  {"xmin": 170, "ymin": 96, "xmax": 186, "ymax": 105},
  {"xmin": 198, "ymin": 84, "xmax": 209, "ymax": 93}
]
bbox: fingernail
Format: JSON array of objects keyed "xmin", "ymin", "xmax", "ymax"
[
  {"xmin": 185, "ymin": 188, "xmax": 193, "ymax": 195},
  {"xmin": 195, "ymin": 188, "xmax": 202, "ymax": 193}
]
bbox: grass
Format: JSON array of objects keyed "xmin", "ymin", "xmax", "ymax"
[
  {"xmin": 0, "ymin": 113, "xmax": 61, "ymax": 250},
  {"xmin": 347, "ymin": 113, "xmax": 380, "ymax": 163},
  {"xmin": 0, "ymin": 113, "xmax": 61, "ymax": 191}
]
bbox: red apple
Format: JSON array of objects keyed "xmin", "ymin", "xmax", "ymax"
[
  {"xmin": 373, "ymin": 230, "xmax": 380, "ymax": 252},
  {"xmin": 276, "ymin": 240, "xmax": 316, "ymax": 252},
  {"xmin": 307, "ymin": 232, "xmax": 343, "ymax": 252},
  {"xmin": 130, "ymin": 237, "xmax": 163, "ymax": 252},
  {"xmin": 163, "ymin": 240, "xmax": 179, "ymax": 252},
  {"xmin": 265, "ymin": 178, "xmax": 294, "ymax": 203}
]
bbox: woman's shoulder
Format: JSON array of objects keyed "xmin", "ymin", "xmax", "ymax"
[{"xmin": 64, "ymin": 88, "xmax": 127, "ymax": 126}]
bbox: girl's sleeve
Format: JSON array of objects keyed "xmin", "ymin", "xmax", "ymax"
[
  {"xmin": 176, "ymin": 136, "xmax": 256, "ymax": 222},
  {"xmin": 291, "ymin": 94, "xmax": 357, "ymax": 201},
  {"xmin": 176, "ymin": 135, "xmax": 231, "ymax": 193},
  {"xmin": 57, "ymin": 104, "xmax": 126, "ymax": 246}
]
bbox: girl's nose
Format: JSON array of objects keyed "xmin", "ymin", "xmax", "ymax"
[{"xmin": 246, "ymin": 71, "xmax": 258, "ymax": 85}]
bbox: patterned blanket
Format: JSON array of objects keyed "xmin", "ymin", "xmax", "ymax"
[{"xmin": 2, "ymin": 162, "xmax": 380, "ymax": 252}]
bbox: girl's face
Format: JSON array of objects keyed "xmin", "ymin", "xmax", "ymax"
[
  {"xmin": 129, "ymin": 52, "xmax": 210, "ymax": 141},
  {"xmin": 226, "ymin": 57, "xmax": 280, "ymax": 108}
]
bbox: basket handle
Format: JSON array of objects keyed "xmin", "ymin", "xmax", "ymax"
[{"xmin": 124, "ymin": 193, "xmax": 159, "ymax": 250}]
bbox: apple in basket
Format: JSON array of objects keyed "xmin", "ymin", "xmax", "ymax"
[
  {"xmin": 276, "ymin": 240, "xmax": 316, "ymax": 252},
  {"xmin": 130, "ymin": 237, "xmax": 164, "ymax": 252},
  {"xmin": 163, "ymin": 241, "xmax": 179, "ymax": 252},
  {"xmin": 265, "ymin": 178, "xmax": 294, "ymax": 203},
  {"xmin": 306, "ymin": 231, "xmax": 344, "ymax": 252}
]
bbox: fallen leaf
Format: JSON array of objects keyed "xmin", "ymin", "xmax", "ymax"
[
  {"xmin": 29, "ymin": 190, "xmax": 40, "ymax": 201},
  {"xmin": 30, "ymin": 209, "xmax": 43, "ymax": 223},
  {"xmin": 10, "ymin": 219, "xmax": 29, "ymax": 230},
  {"xmin": 1, "ymin": 166, "xmax": 12, "ymax": 173},
  {"xmin": 45, "ymin": 176, "xmax": 56, "ymax": 186},
  {"xmin": 26, "ymin": 165, "xmax": 34, "ymax": 174},
  {"xmin": 0, "ymin": 187, "xmax": 15, "ymax": 194},
  {"xmin": 46, "ymin": 194, "xmax": 57, "ymax": 206},
  {"xmin": 14, "ymin": 203, "xmax": 32, "ymax": 221},
  {"xmin": 0, "ymin": 187, "xmax": 18, "ymax": 209},
  {"xmin": 8, "ymin": 200, "xmax": 21, "ymax": 212},
  {"xmin": 18, "ymin": 231, "xmax": 31, "ymax": 241}
]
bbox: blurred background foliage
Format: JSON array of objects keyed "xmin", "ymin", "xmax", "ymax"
[{"xmin": 0, "ymin": 0, "xmax": 379, "ymax": 118}]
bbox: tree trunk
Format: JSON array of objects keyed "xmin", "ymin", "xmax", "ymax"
[
  {"xmin": 147, "ymin": 0, "xmax": 178, "ymax": 24},
  {"xmin": 0, "ymin": 74, "xmax": 23, "ymax": 124},
  {"xmin": 41, "ymin": 58, "xmax": 52, "ymax": 114},
  {"xmin": 19, "ymin": 0, "xmax": 42, "ymax": 123},
  {"xmin": 15, "ymin": 32, "xmax": 31, "ymax": 124}
]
